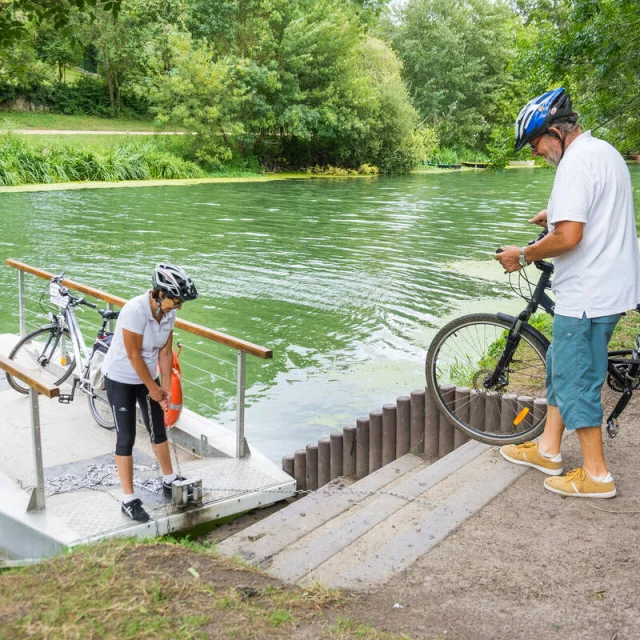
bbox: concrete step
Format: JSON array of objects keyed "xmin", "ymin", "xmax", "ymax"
[
  {"xmin": 216, "ymin": 453, "xmax": 425, "ymax": 565},
  {"xmin": 218, "ymin": 440, "xmax": 529, "ymax": 589}
]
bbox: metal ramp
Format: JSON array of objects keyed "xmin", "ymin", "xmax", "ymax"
[{"xmin": 0, "ymin": 333, "xmax": 295, "ymax": 563}]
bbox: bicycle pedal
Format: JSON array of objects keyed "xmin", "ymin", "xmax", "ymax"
[
  {"xmin": 58, "ymin": 394, "xmax": 72, "ymax": 404},
  {"xmin": 606, "ymin": 419, "xmax": 619, "ymax": 439},
  {"xmin": 171, "ymin": 479, "xmax": 203, "ymax": 509}
]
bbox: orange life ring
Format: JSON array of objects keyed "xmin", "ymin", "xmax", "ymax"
[{"xmin": 165, "ymin": 345, "xmax": 183, "ymax": 428}]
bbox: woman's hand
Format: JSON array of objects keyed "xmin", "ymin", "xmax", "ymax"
[
  {"xmin": 161, "ymin": 389, "xmax": 172, "ymax": 413},
  {"xmin": 528, "ymin": 209, "xmax": 548, "ymax": 228},
  {"xmin": 149, "ymin": 383, "xmax": 169, "ymax": 408}
]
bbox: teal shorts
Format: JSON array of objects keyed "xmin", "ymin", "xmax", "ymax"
[{"xmin": 546, "ymin": 313, "xmax": 621, "ymax": 430}]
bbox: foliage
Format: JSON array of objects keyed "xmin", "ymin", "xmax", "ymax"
[
  {"xmin": 510, "ymin": 0, "xmax": 640, "ymax": 152},
  {"xmin": 155, "ymin": 2, "xmax": 424, "ymax": 172},
  {"xmin": 0, "ymin": 1, "xmax": 121, "ymax": 48},
  {"xmin": 389, "ymin": 0, "xmax": 519, "ymax": 150},
  {"xmin": 305, "ymin": 164, "xmax": 379, "ymax": 176},
  {"xmin": 1, "ymin": 0, "xmax": 637, "ymax": 174},
  {"xmin": 0, "ymin": 134, "xmax": 202, "ymax": 185},
  {"xmin": 149, "ymin": 31, "xmax": 242, "ymax": 167}
]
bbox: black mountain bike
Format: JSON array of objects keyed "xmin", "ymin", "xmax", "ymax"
[{"xmin": 425, "ymin": 231, "xmax": 640, "ymax": 446}]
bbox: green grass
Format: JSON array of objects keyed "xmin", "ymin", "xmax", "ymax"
[
  {"xmin": 0, "ymin": 539, "xmax": 418, "ymax": 640},
  {"xmin": 0, "ymin": 134, "xmax": 204, "ymax": 185},
  {"xmin": 0, "ymin": 112, "xmax": 170, "ymax": 132},
  {"xmin": 14, "ymin": 133, "xmax": 154, "ymax": 153},
  {"xmin": 609, "ymin": 311, "xmax": 640, "ymax": 351}
]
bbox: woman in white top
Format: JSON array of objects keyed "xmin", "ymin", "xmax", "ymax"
[{"xmin": 102, "ymin": 264, "xmax": 198, "ymax": 522}]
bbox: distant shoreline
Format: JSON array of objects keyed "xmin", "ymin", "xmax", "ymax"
[{"xmin": 0, "ymin": 164, "xmax": 544, "ymax": 194}]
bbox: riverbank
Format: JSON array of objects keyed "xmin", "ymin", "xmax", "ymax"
[
  {"xmin": 0, "ymin": 163, "xmax": 542, "ymax": 193},
  {"xmin": 0, "ymin": 172, "xmax": 380, "ymax": 193},
  {"xmin": 3, "ymin": 414, "xmax": 639, "ymax": 639}
]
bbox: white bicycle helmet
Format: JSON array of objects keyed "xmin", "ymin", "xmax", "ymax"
[{"xmin": 152, "ymin": 264, "xmax": 198, "ymax": 301}]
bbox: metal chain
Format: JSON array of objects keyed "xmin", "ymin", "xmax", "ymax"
[
  {"xmin": 146, "ymin": 391, "xmax": 171, "ymax": 536},
  {"xmin": 37, "ymin": 469, "xmax": 439, "ymax": 509}
]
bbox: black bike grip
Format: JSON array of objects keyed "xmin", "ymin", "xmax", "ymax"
[{"xmin": 82, "ymin": 299, "xmax": 97, "ymax": 309}]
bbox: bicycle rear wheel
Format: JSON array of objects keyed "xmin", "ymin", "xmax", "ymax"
[
  {"xmin": 426, "ymin": 313, "xmax": 549, "ymax": 446},
  {"xmin": 7, "ymin": 326, "xmax": 76, "ymax": 394},
  {"xmin": 88, "ymin": 387, "xmax": 115, "ymax": 430}
]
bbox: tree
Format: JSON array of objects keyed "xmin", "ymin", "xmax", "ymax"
[
  {"xmin": 515, "ymin": 0, "xmax": 640, "ymax": 151},
  {"xmin": 389, "ymin": 0, "xmax": 518, "ymax": 149},
  {"xmin": 0, "ymin": 0, "xmax": 121, "ymax": 48}
]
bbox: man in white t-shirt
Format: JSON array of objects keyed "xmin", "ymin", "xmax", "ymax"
[{"xmin": 495, "ymin": 88, "xmax": 640, "ymax": 499}]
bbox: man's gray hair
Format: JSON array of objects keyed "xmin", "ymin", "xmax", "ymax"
[{"xmin": 552, "ymin": 113, "xmax": 580, "ymax": 135}]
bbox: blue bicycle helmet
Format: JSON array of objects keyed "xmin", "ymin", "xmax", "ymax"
[{"xmin": 514, "ymin": 88, "xmax": 575, "ymax": 152}]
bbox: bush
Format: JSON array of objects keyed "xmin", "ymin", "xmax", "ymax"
[
  {"xmin": 0, "ymin": 76, "xmax": 150, "ymax": 118},
  {"xmin": 0, "ymin": 135, "xmax": 202, "ymax": 186}
]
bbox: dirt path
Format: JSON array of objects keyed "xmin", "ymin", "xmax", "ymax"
[
  {"xmin": 337, "ymin": 407, "xmax": 640, "ymax": 640},
  {"xmin": 207, "ymin": 403, "xmax": 640, "ymax": 640}
]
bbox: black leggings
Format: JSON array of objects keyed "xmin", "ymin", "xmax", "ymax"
[{"xmin": 105, "ymin": 376, "xmax": 167, "ymax": 456}]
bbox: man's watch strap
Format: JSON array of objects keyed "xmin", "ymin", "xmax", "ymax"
[{"xmin": 519, "ymin": 247, "xmax": 529, "ymax": 268}]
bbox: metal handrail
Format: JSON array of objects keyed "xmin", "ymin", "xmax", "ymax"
[
  {"xmin": 6, "ymin": 258, "xmax": 273, "ymax": 458},
  {"xmin": 6, "ymin": 259, "xmax": 272, "ymax": 359},
  {"xmin": 0, "ymin": 354, "xmax": 59, "ymax": 512}
]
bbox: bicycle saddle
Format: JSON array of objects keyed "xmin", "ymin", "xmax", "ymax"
[{"xmin": 99, "ymin": 309, "xmax": 120, "ymax": 320}]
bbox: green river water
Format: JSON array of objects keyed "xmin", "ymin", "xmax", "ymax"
[{"xmin": 2, "ymin": 166, "xmax": 639, "ymax": 461}]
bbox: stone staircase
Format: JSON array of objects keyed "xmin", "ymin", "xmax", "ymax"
[{"xmin": 217, "ymin": 440, "xmax": 529, "ymax": 589}]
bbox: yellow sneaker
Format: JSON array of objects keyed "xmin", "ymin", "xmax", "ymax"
[
  {"xmin": 544, "ymin": 468, "xmax": 616, "ymax": 498},
  {"xmin": 499, "ymin": 441, "xmax": 564, "ymax": 476}
]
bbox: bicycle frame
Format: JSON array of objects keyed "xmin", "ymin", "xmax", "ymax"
[
  {"xmin": 494, "ymin": 252, "xmax": 640, "ymax": 438},
  {"xmin": 483, "ymin": 258, "xmax": 554, "ymax": 390},
  {"xmin": 47, "ymin": 279, "xmax": 110, "ymax": 403},
  {"xmin": 63, "ymin": 303, "xmax": 91, "ymax": 375}
]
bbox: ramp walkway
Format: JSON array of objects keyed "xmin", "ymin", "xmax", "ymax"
[
  {"xmin": 218, "ymin": 439, "xmax": 528, "ymax": 589},
  {"xmin": 0, "ymin": 334, "xmax": 294, "ymax": 563}
]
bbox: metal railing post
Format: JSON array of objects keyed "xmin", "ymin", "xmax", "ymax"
[
  {"xmin": 236, "ymin": 350, "xmax": 246, "ymax": 458},
  {"xmin": 107, "ymin": 302, "xmax": 114, "ymax": 332},
  {"xmin": 26, "ymin": 388, "xmax": 46, "ymax": 512},
  {"xmin": 18, "ymin": 270, "xmax": 26, "ymax": 337}
]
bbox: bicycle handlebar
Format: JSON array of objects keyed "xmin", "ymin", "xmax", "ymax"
[{"xmin": 495, "ymin": 228, "xmax": 553, "ymax": 272}]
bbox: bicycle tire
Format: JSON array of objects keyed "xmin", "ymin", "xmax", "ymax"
[
  {"xmin": 7, "ymin": 326, "xmax": 77, "ymax": 394},
  {"xmin": 88, "ymin": 387, "xmax": 115, "ymax": 430},
  {"xmin": 426, "ymin": 313, "xmax": 549, "ymax": 446}
]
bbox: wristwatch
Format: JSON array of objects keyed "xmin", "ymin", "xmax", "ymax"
[{"xmin": 518, "ymin": 247, "xmax": 529, "ymax": 268}]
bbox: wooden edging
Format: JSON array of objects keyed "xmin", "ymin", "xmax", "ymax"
[
  {"xmin": 284, "ymin": 387, "xmax": 548, "ymax": 492},
  {"xmin": 6, "ymin": 259, "xmax": 272, "ymax": 359},
  {"xmin": 0, "ymin": 354, "xmax": 60, "ymax": 398}
]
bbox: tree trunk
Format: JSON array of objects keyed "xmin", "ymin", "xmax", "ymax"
[
  {"xmin": 102, "ymin": 44, "xmax": 115, "ymax": 110},
  {"xmin": 114, "ymin": 71, "xmax": 121, "ymax": 115}
]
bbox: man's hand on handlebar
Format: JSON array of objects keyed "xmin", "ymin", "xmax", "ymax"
[
  {"xmin": 528, "ymin": 209, "xmax": 548, "ymax": 229},
  {"xmin": 494, "ymin": 245, "xmax": 522, "ymax": 272}
]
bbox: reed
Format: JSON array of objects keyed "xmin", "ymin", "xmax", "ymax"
[{"xmin": 0, "ymin": 135, "xmax": 203, "ymax": 186}]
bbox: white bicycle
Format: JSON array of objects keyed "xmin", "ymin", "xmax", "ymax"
[{"xmin": 6, "ymin": 275, "xmax": 118, "ymax": 429}]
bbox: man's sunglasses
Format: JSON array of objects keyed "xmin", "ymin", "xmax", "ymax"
[{"xmin": 168, "ymin": 296, "xmax": 184, "ymax": 306}]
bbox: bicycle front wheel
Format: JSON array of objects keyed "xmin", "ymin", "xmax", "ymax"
[
  {"xmin": 7, "ymin": 326, "xmax": 76, "ymax": 394},
  {"xmin": 426, "ymin": 313, "xmax": 549, "ymax": 446},
  {"xmin": 88, "ymin": 387, "xmax": 115, "ymax": 430}
]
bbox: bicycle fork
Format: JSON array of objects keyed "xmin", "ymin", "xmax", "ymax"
[{"xmin": 483, "ymin": 318, "xmax": 527, "ymax": 390}]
